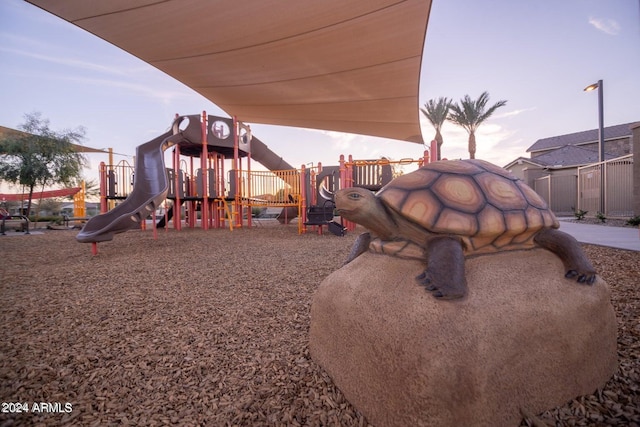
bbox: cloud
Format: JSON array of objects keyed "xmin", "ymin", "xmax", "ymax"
[
  {"xmin": 436, "ymin": 122, "xmax": 524, "ymax": 165},
  {"xmin": 0, "ymin": 46, "xmax": 129, "ymax": 75},
  {"xmin": 68, "ymin": 75, "xmax": 191, "ymax": 105},
  {"xmin": 0, "ymin": 48, "xmax": 190, "ymax": 105},
  {"xmin": 494, "ymin": 107, "xmax": 536, "ymax": 119},
  {"xmin": 312, "ymin": 129, "xmax": 359, "ymax": 151},
  {"xmin": 588, "ymin": 17, "xmax": 621, "ymax": 35}
]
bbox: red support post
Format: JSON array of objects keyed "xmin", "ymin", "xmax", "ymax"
[
  {"xmin": 189, "ymin": 155, "xmax": 195, "ymax": 228},
  {"xmin": 247, "ymin": 150, "xmax": 252, "ymax": 228},
  {"xmin": 300, "ymin": 164, "xmax": 307, "ymax": 233},
  {"xmin": 339, "ymin": 155, "xmax": 347, "ymax": 190},
  {"xmin": 201, "ymin": 110, "xmax": 209, "ymax": 230},
  {"xmin": 430, "ymin": 139, "xmax": 438, "ymax": 162},
  {"xmin": 347, "ymin": 155, "xmax": 354, "ymax": 189},
  {"xmin": 339, "ymin": 155, "xmax": 357, "ymax": 231},
  {"xmin": 237, "ymin": 156, "xmax": 243, "ymax": 228},
  {"xmin": 314, "ymin": 162, "xmax": 322, "ymax": 206},
  {"xmin": 207, "ymin": 154, "xmax": 214, "ymax": 229},
  {"xmin": 173, "ymin": 145, "xmax": 181, "ymax": 231},
  {"xmin": 233, "ymin": 116, "xmax": 241, "ymax": 228},
  {"xmin": 215, "ymin": 153, "xmax": 224, "ymax": 229}
]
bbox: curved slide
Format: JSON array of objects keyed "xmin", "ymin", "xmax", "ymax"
[
  {"xmin": 76, "ymin": 129, "xmax": 181, "ymax": 243},
  {"xmin": 250, "ymin": 138, "xmax": 295, "ymax": 172}
]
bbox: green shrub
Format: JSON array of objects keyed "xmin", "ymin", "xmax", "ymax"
[
  {"xmin": 573, "ymin": 209, "xmax": 588, "ymax": 220},
  {"xmin": 627, "ymin": 215, "xmax": 640, "ymax": 227},
  {"xmin": 595, "ymin": 211, "xmax": 606, "ymax": 223}
]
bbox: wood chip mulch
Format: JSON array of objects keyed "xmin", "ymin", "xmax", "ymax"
[{"xmin": 0, "ymin": 224, "xmax": 638, "ymax": 426}]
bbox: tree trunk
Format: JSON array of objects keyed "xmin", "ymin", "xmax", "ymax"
[
  {"xmin": 435, "ymin": 130, "xmax": 443, "ymax": 161},
  {"xmin": 26, "ymin": 184, "xmax": 34, "ymax": 218},
  {"xmin": 468, "ymin": 132, "xmax": 476, "ymax": 159}
]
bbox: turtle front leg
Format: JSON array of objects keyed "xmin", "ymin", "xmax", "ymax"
[
  {"xmin": 416, "ymin": 236, "xmax": 467, "ymax": 300},
  {"xmin": 534, "ymin": 228, "xmax": 596, "ymax": 284},
  {"xmin": 344, "ymin": 232, "xmax": 371, "ymax": 265}
]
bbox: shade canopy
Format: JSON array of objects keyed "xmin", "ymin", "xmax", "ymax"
[
  {"xmin": 27, "ymin": 0, "xmax": 431, "ymax": 143},
  {"xmin": 0, "ymin": 125, "xmax": 108, "ymax": 153}
]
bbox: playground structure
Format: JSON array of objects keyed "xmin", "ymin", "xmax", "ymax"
[{"xmin": 77, "ymin": 112, "xmax": 436, "ymax": 250}]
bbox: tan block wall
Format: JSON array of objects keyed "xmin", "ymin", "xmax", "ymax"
[{"xmin": 581, "ymin": 136, "xmax": 631, "ymax": 157}]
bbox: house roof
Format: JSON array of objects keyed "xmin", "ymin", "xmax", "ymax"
[
  {"xmin": 528, "ymin": 144, "xmax": 618, "ymax": 168},
  {"xmin": 527, "ymin": 122, "xmax": 635, "ymax": 153},
  {"xmin": 26, "ymin": 0, "xmax": 432, "ymax": 144},
  {"xmin": 503, "ymin": 156, "xmax": 544, "ymax": 170}
]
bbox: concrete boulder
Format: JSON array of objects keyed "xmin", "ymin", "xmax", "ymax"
[{"xmin": 309, "ymin": 249, "xmax": 617, "ymax": 427}]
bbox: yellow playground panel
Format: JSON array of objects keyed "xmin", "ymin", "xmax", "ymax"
[{"xmin": 73, "ymin": 180, "xmax": 86, "ymax": 219}]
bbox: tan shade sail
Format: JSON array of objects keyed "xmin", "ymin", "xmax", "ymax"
[
  {"xmin": 0, "ymin": 125, "xmax": 108, "ymax": 153},
  {"xmin": 27, "ymin": 0, "xmax": 431, "ymax": 143}
]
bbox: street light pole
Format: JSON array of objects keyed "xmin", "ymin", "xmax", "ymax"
[{"xmin": 583, "ymin": 79, "xmax": 605, "ymax": 214}]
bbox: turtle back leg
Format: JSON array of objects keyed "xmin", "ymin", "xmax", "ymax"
[
  {"xmin": 416, "ymin": 236, "xmax": 467, "ymax": 300},
  {"xmin": 344, "ymin": 232, "xmax": 371, "ymax": 265},
  {"xmin": 534, "ymin": 228, "xmax": 597, "ymax": 284}
]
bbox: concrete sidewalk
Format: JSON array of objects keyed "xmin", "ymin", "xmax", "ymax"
[{"xmin": 557, "ymin": 219, "xmax": 640, "ymax": 251}]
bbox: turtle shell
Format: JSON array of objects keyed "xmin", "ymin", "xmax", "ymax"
[{"xmin": 377, "ymin": 159, "xmax": 559, "ymax": 254}]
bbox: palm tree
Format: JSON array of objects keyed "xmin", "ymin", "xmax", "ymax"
[
  {"xmin": 448, "ymin": 91, "xmax": 507, "ymax": 159},
  {"xmin": 420, "ymin": 97, "xmax": 451, "ymax": 161}
]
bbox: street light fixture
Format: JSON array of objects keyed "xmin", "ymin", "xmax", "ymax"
[
  {"xmin": 583, "ymin": 79, "xmax": 605, "ymax": 214},
  {"xmin": 583, "ymin": 83, "xmax": 598, "ymax": 92}
]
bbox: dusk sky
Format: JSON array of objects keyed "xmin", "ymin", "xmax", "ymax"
[{"xmin": 1, "ymin": 0, "xmax": 639, "ymax": 190}]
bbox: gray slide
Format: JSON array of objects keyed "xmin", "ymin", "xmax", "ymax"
[
  {"xmin": 76, "ymin": 129, "xmax": 182, "ymax": 243},
  {"xmin": 249, "ymin": 138, "xmax": 295, "ymax": 172}
]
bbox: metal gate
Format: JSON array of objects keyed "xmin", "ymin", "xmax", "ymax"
[
  {"xmin": 533, "ymin": 174, "xmax": 577, "ymax": 216},
  {"xmin": 577, "ymin": 154, "xmax": 633, "ymax": 217}
]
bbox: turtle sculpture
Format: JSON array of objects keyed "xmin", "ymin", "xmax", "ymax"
[{"xmin": 335, "ymin": 159, "xmax": 596, "ymax": 300}]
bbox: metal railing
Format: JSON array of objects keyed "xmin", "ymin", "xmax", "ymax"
[
  {"xmin": 102, "ymin": 161, "xmax": 135, "ymax": 199},
  {"xmin": 234, "ymin": 169, "xmax": 300, "ymax": 206}
]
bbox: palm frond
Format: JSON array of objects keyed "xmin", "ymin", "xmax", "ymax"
[
  {"xmin": 448, "ymin": 91, "xmax": 507, "ymax": 132},
  {"xmin": 420, "ymin": 97, "xmax": 452, "ymax": 131}
]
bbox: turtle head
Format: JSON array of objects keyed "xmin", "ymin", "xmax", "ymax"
[{"xmin": 335, "ymin": 187, "xmax": 397, "ymax": 239}]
